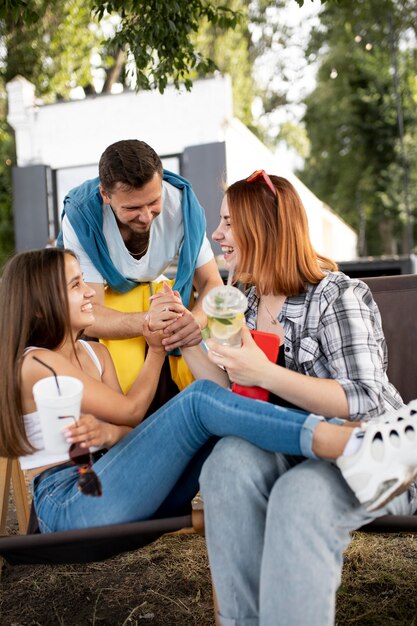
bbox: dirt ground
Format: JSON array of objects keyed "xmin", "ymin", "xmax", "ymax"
[
  {"xmin": 2, "ymin": 503, "xmax": 417, "ymax": 625},
  {"xmin": 0, "ymin": 533, "xmax": 214, "ymax": 625},
  {"xmin": 0, "ymin": 489, "xmax": 214, "ymax": 626}
]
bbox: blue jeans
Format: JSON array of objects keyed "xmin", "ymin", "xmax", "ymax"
[
  {"xmin": 33, "ymin": 379, "xmax": 321, "ymax": 532},
  {"xmin": 200, "ymin": 437, "xmax": 417, "ymax": 626}
]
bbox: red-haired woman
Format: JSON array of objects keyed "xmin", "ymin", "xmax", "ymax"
[{"xmin": 166, "ymin": 172, "xmax": 417, "ymax": 626}]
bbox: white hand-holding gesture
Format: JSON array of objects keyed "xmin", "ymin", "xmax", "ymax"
[
  {"xmin": 206, "ymin": 326, "xmax": 271, "ymax": 387},
  {"xmin": 148, "ymin": 282, "xmax": 202, "ymax": 351}
]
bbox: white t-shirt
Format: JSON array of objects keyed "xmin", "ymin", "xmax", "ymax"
[{"xmin": 62, "ymin": 181, "xmax": 214, "ymax": 284}]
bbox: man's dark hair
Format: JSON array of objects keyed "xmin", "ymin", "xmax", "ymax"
[{"xmin": 99, "ymin": 139, "xmax": 163, "ymax": 194}]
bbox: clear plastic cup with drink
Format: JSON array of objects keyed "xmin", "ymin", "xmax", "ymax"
[{"xmin": 203, "ymin": 286, "xmax": 248, "ymax": 347}]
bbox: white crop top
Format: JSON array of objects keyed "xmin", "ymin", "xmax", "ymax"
[{"xmin": 19, "ymin": 341, "xmax": 103, "ymax": 470}]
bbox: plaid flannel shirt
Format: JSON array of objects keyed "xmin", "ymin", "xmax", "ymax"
[{"xmin": 245, "ymin": 271, "xmax": 403, "ymax": 421}]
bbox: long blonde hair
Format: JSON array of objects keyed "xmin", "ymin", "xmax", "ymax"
[
  {"xmin": 227, "ymin": 175, "xmax": 337, "ymax": 295},
  {"xmin": 0, "ymin": 248, "xmax": 76, "ymax": 457}
]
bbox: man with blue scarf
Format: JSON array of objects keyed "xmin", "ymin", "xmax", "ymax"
[{"xmin": 58, "ymin": 139, "xmax": 222, "ymax": 396}]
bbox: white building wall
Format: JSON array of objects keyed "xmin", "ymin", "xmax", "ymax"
[
  {"xmin": 7, "ymin": 74, "xmax": 357, "ymax": 261},
  {"xmin": 7, "ymin": 74, "xmax": 232, "ymax": 169}
]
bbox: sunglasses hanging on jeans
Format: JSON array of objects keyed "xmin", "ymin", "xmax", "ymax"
[{"xmin": 68, "ymin": 438, "xmax": 103, "ymax": 497}]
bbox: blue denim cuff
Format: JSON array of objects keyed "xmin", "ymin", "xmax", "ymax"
[
  {"xmin": 300, "ymin": 413, "xmax": 325, "ymax": 459},
  {"xmin": 327, "ymin": 417, "xmax": 345, "ymax": 425}
]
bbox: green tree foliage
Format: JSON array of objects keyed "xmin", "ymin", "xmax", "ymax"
[
  {"xmin": 0, "ymin": 119, "xmax": 15, "ymax": 267},
  {"xmin": 190, "ymin": 0, "xmax": 254, "ymax": 126},
  {"xmin": 7, "ymin": 0, "xmax": 415, "ymax": 260},
  {"xmin": 2, "ymin": 0, "xmax": 102, "ymax": 101},
  {"xmin": 244, "ymin": 0, "xmax": 292, "ymax": 144},
  {"xmin": 0, "ymin": 0, "xmax": 105, "ymax": 265},
  {"xmin": 300, "ymin": 0, "xmax": 417, "ymax": 255},
  {"xmin": 105, "ymin": 1, "xmax": 241, "ymax": 93},
  {"xmin": 0, "ymin": 0, "xmax": 243, "ymax": 265},
  {"xmin": 0, "ymin": 0, "xmax": 242, "ymax": 95}
]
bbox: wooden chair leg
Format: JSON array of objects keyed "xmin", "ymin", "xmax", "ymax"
[
  {"xmin": 0, "ymin": 458, "xmax": 13, "ymax": 536},
  {"xmin": 11, "ymin": 460, "xmax": 30, "ymax": 534},
  {"xmin": 0, "ymin": 458, "xmax": 30, "ymax": 537},
  {"xmin": 0, "ymin": 458, "xmax": 13, "ymax": 573}
]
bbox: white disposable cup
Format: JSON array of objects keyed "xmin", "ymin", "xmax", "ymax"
[{"xmin": 32, "ymin": 376, "xmax": 84, "ymax": 454}]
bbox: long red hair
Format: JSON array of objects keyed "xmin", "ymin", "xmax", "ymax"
[{"xmin": 227, "ymin": 175, "xmax": 337, "ymax": 295}]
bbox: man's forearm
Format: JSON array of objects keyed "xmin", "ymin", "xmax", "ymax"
[{"xmin": 88, "ymin": 303, "xmax": 147, "ymax": 339}]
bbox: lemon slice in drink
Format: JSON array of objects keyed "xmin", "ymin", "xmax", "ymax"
[{"xmin": 208, "ymin": 313, "xmax": 243, "ymax": 341}]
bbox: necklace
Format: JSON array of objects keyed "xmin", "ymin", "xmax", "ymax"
[
  {"xmin": 129, "ymin": 245, "xmax": 149, "ymax": 258},
  {"xmin": 126, "ymin": 237, "xmax": 150, "ymax": 258},
  {"xmin": 260, "ymin": 298, "xmax": 278, "ymax": 325}
]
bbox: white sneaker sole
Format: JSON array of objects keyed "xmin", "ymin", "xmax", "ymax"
[{"xmin": 365, "ymin": 465, "xmax": 417, "ymax": 512}]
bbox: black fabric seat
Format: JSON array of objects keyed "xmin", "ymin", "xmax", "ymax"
[
  {"xmin": 1, "ymin": 514, "xmax": 193, "ymax": 566},
  {"xmin": 350, "ymin": 274, "xmax": 417, "ymax": 533}
]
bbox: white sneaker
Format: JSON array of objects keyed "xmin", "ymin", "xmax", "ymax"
[
  {"xmin": 336, "ymin": 401, "xmax": 417, "ymax": 512},
  {"xmin": 373, "ymin": 399, "xmax": 417, "ymax": 425}
]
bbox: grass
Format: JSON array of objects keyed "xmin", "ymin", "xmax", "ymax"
[
  {"xmin": 336, "ymin": 533, "xmax": 417, "ymax": 625},
  {"xmin": 2, "ymin": 495, "xmax": 417, "ymax": 624},
  {"xmin": 0, "ymin": 533, "xmax": 214, "ymax": 625}
]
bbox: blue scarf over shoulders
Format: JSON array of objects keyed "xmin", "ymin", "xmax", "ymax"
[{"xmin": 57, "ymin": 170, "xmax": 206, "ymax": 307}]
